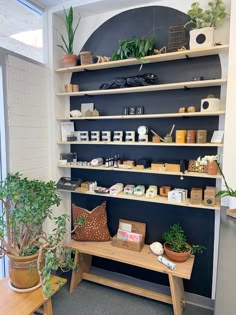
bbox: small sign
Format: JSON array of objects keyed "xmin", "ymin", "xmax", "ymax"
[{"xmin": 211, "ymin": 130, "xmax": 224, "ymax": 143}]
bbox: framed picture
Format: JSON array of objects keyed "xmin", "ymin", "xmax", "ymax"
[
  {"xmin": 81, "ymin": 103, "xmax": 94, "ymax": 116},
  {"xmin": 211, "ymin": 130, "xmax": 224, "ymax": 143}
]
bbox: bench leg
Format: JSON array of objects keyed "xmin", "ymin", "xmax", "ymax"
[
  {"xmin": 43, "ymin": 298, "xmax": 53, "ymax": 315},
  {"xmin": 168, "ymin": 275, "xmax": 185, "ymax": 315},
  {"xmin": 70, "ymin": 251, "xmax": 92, "ymax": 293}
]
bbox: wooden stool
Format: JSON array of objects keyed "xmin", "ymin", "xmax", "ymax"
[{"xmin": 0, "ymin": 275, "xmax": 66, "ymax": 315}]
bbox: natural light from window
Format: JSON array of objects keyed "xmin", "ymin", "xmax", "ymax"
[
  {"xmin": 0, "ymin": 0, "xmax": 44, "ymax": 63},
  {"xmin": 10, "ymin": 29, "xmax": 43, "ymax": 49}
]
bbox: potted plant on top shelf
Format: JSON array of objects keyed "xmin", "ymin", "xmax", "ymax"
[
  {"xmin": 162, "ymin": 224, "xmax": 206, "ymax": 262},
  {"xmin": 57, "ymin": 6, "xmax": 80, "ymax": 67},
  {"xmin": 0, "ymin": 172, "xmax": 83, "ymax": 299},
  {"xmin": 184, "ymin": 0, "xmax": 228, "ymax": 50}
]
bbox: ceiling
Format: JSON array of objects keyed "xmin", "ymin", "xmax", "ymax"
[{"xmin": 32, "ymin": 0, "xmax": 59, "ymax": 8}]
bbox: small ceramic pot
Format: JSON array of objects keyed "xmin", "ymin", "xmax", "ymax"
[
  {"xmin": 207, "ymin": 161, "xmax": 218, "ymax": 175},
  {"xmin": 164, "ymin": 243, "xmax": 192, "ymax": 262},
  {"xmin": 189, "ymin": 27, "xmax": 214, "ymax": 50}
]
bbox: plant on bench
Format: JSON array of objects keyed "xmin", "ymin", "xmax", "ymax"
[
  {"xmin": 162, "ymin": 224, "xmax": 206, "ymax": 262},
  {"xmin": 0, "ymin": 172, "xmax": 84, "ymax": 299}
]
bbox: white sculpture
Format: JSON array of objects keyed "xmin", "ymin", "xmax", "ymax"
[
  {"xmin": 70, "ymin": 110, "xmax": 82, "ymax": 117},
  {"xmin": 150, "ymin": 242, "xmax": 164, "ymax": 255}
]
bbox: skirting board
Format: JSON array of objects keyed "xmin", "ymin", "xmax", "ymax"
[{"xmin": 90, "ymin": 267, "xmax": 214, "ymax": 311}]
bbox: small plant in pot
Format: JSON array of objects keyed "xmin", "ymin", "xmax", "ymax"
[
  {"xmin": 57, "ymin": 6, "xmax": 80, "ymax": 67},
  {"xmin": 0, "ymin": 173, "xmax": 82, "ymax": 298},
  {"xmin": 215, "ymin": 163, "xmax": 236, "ymax": 209},
  {"xmin": 184, "ymin": 0, "xmax": 228, "ymax": 50},
  {"xmin": 162, "ymin": 224, "xmax": 205, "ymax": 262}
]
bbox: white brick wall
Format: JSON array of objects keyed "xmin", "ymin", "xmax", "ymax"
[{"xmin": 5, "ymin": 55, "xmax": 50, "ymax": 180}]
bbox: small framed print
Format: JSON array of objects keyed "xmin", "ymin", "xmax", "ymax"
[
  {"xmin": 129, "ymin": 106, "xmax": 136, "ymax": 115},
  {"xmin": 136, "ymin": 106, "xmax": 144, "ymax": 115},
  {"xmin": 211, "ymin": 130, "xmax": 224, "ymax": 143},
  {"xmin": 123, "ymin": 106, "xmax": 129, "ymax": 115}
]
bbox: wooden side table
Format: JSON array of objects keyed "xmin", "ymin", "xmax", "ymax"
[{"xmin": 0, "ymin": 275, "xmax": 66, "ymax": 315}]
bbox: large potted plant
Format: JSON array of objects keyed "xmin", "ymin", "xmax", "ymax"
[
  {"xmin": 184, "ymin": 0, "xmax": 228, "ymax": 50},
  {"xmin": 162, "ymin": 224, "xmax": 205, "ymax": 262},
  {"xmin": 57, "ymin": 6, "xmax": 80, "ymax": 67},
  {"xmin": 0, "ymin": 173, "xmax": 82, "ymax": 298}
]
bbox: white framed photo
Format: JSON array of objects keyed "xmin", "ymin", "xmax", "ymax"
[
  {"xmin": 81, "ymin": 103, "xmax": 94, "ymax": 116},
  {"xmin": 211, "ymin": 130, "xmax": 224, "ymax": 143}
]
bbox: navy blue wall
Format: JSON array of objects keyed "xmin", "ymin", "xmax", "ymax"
[{"xmin": 69, "ymin": 6, "xmax": 221, "ymax": 297}]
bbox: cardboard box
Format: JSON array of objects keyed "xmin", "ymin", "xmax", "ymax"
[
  {"xmin": 165, "ymin": 163, "xmax": 180, "ymax": 172},
  {"xmin": 112, "ymin": 219, "xmax": 146, "ymax": 252},
  {"xmin": 204, "ymin": 187, "xmax": 216, "ymax": 206},
  {"xmin": 190, "ymin": 188, "xmax": 203, "ymax": 204},
  {"xmin": 151, "ymin": 163, "xmax": 165, "ymax": 171}
]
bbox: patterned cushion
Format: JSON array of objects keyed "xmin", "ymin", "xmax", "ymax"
[{"xmin": 72, "ymin": 201, "xmax": 111, "ymax": 241}]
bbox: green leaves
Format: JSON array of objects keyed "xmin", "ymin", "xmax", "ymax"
[
  {"xmin": 57, "ymin": 6, "xmax": 80, "ymax": 55},
  {"xmin": 162, "ymin": 224, "xmax": 206, "ymax": 255},
  {"xmin": 111, "ymin": 36, "xmax": 155, "ymax": 61},
  {"xmin": 185, "ymin": 0, "xmax": 228, "ymax": 29}
]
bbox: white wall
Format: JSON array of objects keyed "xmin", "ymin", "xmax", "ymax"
[{"xmin": 5, "ymin": 55, "xmax": 50, "ymax": 180}]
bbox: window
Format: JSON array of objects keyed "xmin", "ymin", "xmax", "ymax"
[
  {"xmin": 0, "ymin": 65, "xmax": 6, "ymax": 279},
  {"xmin": 0, "ymin": 0, "xmax": 45, "ymax": 63}
]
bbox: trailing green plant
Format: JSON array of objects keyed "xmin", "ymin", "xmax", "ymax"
[
  {"xmin": 111, "ymin": 36, "xmax": 155, "ymax": 61},
  {"xmin": 0, "ymin": 172, "xmax": 85, "ymax": 299},
  {"xmin": 57, "ymin": 6, "xmax": 80, "ymax": 55},
  {"xmin": 196, "ymin": 155, "xmax": 236, "ymax": 198},
  {"xmin": 215, "ymin": 163, "xmax": 236, "ymax": 198},
  {"xmin": 184, "ymin": 0, "xmax": 228, "ymax": 30},
  {"xmin": 162, "ymin": 224, "xmax": 205, "ymax": 255}
]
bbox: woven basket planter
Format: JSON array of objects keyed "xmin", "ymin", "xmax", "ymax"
[{"xmin": 79, "ymin": 51, "xmax": 93, "ymax": 65}]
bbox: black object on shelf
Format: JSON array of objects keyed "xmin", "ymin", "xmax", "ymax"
[{"xmin": 57, "ymin": 177, "xmax": 83, "ymax": 191}]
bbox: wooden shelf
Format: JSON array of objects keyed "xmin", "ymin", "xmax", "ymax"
[
  {"xmin": 58, "ymin": 164, "xmax": 222, "ymax": 179},
  {"xmin": 57, "ymin": 110, "xmax": 225, "ymax": 121},
  {"xmin": 57, "ymin": 141, "xmax": 223, "ymax": 147},
  {"xmin": 56, "ymin": 79, "xmax": 227, "ymax": 97},
  {"xmin": 55, "ymin": 45, "xmax": 229, "ymax": 73},
  {"xmin": 59, "ymin": 189, "xmax": 220, "ymax": 210}
]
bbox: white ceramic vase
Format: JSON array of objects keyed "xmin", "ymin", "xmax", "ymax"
[
  {"xmin": 229, "ymin": 196, "xmax": 236, "ymax": 209},
  {"xmin": 189, "ymin": 27, "xmax": 214, "ymax": 50},
  {"xmin": 201, "ymin": 98, "xmax": 220, "ymax": 112}
]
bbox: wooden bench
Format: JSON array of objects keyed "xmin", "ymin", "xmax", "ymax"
[
  {"xmin": 66, "ymin": 239, "xmax": 194, "ymax": 315},
  {"xmin": 0, "ymin": 275, "xmax": 66, "ymax": 315}
]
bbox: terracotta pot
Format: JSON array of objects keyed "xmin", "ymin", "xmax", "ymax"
[
  {"xmin": 164, "ymin": 243, "xmax": 191, "ymax": 262},
  {"xmin": 7, "ymin": 253, "xmax": 40, "ymax": 289},
  {"xmin": 61, "ymin": 54, "xmax": 78, "ymax": 67},
  {"xmin": 207, "ymin": 161, "xmax": 218, "ymax": 175}
]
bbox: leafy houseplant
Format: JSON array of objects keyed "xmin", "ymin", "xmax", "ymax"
[
  {"xmin": 57, "ymin": 6, "xmax": 80, "ymax": 67},
  {"xmin": 184, "ymin": 1, "xmax": 228, "ymax": 50},
  {"xmin": 0, "ymin": 173, "xmax": 83, "ymax": 298},
  {"xmin": 162, "ymin": 224, "xmax": 205, "ymax": 262},
  {"xmin": 184, "ymin": 1, "xmax": 227, "ymax": 29},
  {"xmin": 111, "ymin": 36, "xmax": 155, "ymax": 61}
]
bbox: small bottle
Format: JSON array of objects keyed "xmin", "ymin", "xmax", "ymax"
[
  {"xmin": 117, "ymin": 154, "xmax": 121, "ymax": 167},
  {"xmin": 105, "ymin": 158, "xmax": 109, "ymax": 168},
  {"xmin": 114, "ymin": 155, "xmax": 118, "ymax": 168},
  {"xmin": 94, "ymin": 181, "xmax": 97, "ymax": 190}
]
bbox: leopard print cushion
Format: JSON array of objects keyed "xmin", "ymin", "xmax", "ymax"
[{"xmin": 72, "ymin": 201, "xmax": 111, "ymax": 241}]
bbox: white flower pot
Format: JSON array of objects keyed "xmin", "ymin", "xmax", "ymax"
[
  {"xmin": 189, "ymin": 27, "xmax": 214, "ymax": 50},
  {"xmin": 201, "ymin": 98, "xmax": 220, "ymax": 112},
  {"xmin": 229, "ymin": 196, "xmax": 236, "ymax": 209}
]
